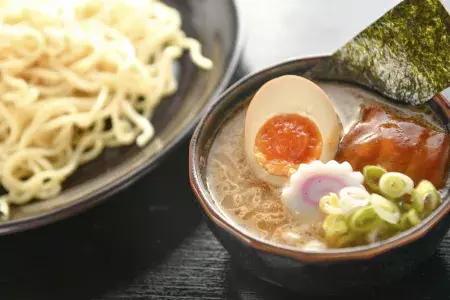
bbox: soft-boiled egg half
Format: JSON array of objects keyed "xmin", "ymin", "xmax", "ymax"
[{"xmin": 245, "ymin": 75, "xmax": 342, "ymax": 186}]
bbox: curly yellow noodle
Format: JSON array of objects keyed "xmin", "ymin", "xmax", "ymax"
[{"xmin": 0, "ymin": 0, "xmax": 212, "ymax": 218}]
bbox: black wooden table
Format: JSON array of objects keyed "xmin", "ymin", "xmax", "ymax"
[{"xmin": 2, "ymin": 1, "xmax": 450, "ymax": 299}]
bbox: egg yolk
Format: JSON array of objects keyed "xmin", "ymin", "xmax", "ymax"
[{"xmin": 254, "ymin": 114, "xmax": 322, "ymax": 177}]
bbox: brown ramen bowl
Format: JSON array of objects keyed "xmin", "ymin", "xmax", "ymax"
[{"xmin": 189, "ymin": 56, "xmax": 450, "ymax": 294}]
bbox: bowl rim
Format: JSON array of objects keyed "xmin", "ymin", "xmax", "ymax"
[
  {"xmin": 189, "ymin": 55, "xmax": 450, "ymax": 262},
  {"xmin": 0, "ymin": 0, "xmax": 244, "ymax": 235}
]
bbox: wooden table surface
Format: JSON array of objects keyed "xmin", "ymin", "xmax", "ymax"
[{"xmin": 1, "ymin": 1, "xmax": 450, "ymax": 299}]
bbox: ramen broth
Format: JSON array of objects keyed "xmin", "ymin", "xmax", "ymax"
[{"xmin": 206, "ymin": 81, "xmax": 449, "ymax": 250}]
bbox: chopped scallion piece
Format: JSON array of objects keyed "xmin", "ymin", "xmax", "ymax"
[
  {"xmin": 370, "ymin": 194, "xmax": 401, "ymax": 224},
  {"xmin": 399, "ymin": 209, "xmax": 421, "ymax": 230},
  {"xmin": 367, "ymin": 225, "xmax": 397, "ymax": 243},
  {"xmin": 323, "ymin": 214, "xmax": 348, "ymax": 237},
  {"xmin": 326, "ymin": 232, "xmax": 357, "ymax": 248},
  {"xmin": 0, "ymin": 196, "xmax": 10, "ymax": 221},
  {"xmin": 348, "ymin": 206, "xmax": 381, "ymax": 233},
  {"xmin": 339, "ymin": 186, "xmax": 370, "ymax": 214},
  {"xmin": 319, "ymin": 193, "xmax": 343, "ymax": 215},
  {"xmin": 411, "ymin": 180, "xmax": 441, "ymax": 214},
  {"xmin": 379, "ymin": 172, "xmax": 414, "ymax": 199},
  {"xmin": 363, "ymin": 165, "xmax": 386, "ymax": 193}
]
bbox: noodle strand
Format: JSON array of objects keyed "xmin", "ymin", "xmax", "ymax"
[{"xmin": 0, "ymin": 0, "xmax": 212, "ymax": 215}]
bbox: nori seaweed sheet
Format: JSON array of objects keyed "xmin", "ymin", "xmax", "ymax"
[{"xmin": 309, "ymin": 0, "xmax": 450, "ymax": 105}]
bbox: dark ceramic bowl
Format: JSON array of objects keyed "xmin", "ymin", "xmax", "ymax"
[
  {"xmin": 189, "ymin": 56, "xmax": 450, "ymax": 294},
  {"xmin": 0, "ymin": 0, "xmax": 242, "ymax": 235}
]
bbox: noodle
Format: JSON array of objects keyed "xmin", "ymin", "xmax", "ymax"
[{"xmin": 0, "ymin": 0, "xmax": 212, "ymax": 218}]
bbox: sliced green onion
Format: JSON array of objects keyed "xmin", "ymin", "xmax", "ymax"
[
  {"xmin": 370, "ymin": 194, "xmax": 401, "ymax": 224},
  {"xmin": 339, "ymin": 187, "xmax": 370, "ymax": 214},
  {"xmin": 379, "ymin": 172, "xmax": 414, "ymax": 199},
  {"xmin": 319, "ymin": 193, "xmax": 343, "ymax": 215},
  {"xmin": 367, "ymin": 224, "xmax": 396, "ymax": 243},
  {"xmin": 399, "ymin": 209, "xmax": 421, "ymax": 230},
  {"xmin": 326, "ymin": 232, "xmax": 357, "ymax": 248},
  {"xmin": 411, "ymin": 180, "xmax": 441, "ymax": 214},
  {"xmin": 406, "ymin": 209, "xmax": 421, "ymax": 226},
  {"xmin": 323, "ymin": 214, "xmax": 348, "ymax": 237},
  {"xmin": 363, "ymin": 165, "xmax": 386, "ymax": 193},
  {"xmin": 348, "ymin": 206, "xmax": 382, "ymax": 233},
  {"xmin": 0, "ymin": 196, "xmax": 9, "ymax": 221},
  {"xmin": 367, "ymin": 227, "xmax": 383, "ymax": 244},
  {"xmin": 401, "ymin": 201, "xmax": 412, "ymax": 212}
]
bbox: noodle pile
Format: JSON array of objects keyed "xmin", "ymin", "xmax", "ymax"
[{"xmin": 0, "ymin": 0, "xmax": 212, "ymax": 219}]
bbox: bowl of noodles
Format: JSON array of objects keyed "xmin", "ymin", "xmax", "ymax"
[{"xmin": 0, "ymin": 0, "xmax": 242, "ymax": 233}]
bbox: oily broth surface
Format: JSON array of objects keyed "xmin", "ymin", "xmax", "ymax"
[{"xmin": 206, "ymin": 109, "xmax": 323, "ymax": 248}]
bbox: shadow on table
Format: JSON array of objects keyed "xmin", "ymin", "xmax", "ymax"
[
  {"xmin": 224, "ymin": 246, "xmax": 450, "ymax": 300},
  {"xmin": 0, "ymin": 140, "xmax": 202, "ymax": 300}
]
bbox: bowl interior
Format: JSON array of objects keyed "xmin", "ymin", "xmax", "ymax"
[
  {"xmin": 1, "ymin": 0, "xmax": 241, "ymax": 233},
  {"xmin": 191, "ymin": 56, "xmax": 450, "ymax": 259}
]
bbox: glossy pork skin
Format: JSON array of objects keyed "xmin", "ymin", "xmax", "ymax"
[{"xmin": 336, "ymin": 106, "xmax": 450, "ymax": 188}]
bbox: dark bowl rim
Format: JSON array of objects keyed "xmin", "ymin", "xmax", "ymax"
[
  {"xmin": 0, "ymin": 0, "xmax": 244, "ymax": 236},
  {"xmin": 189, "ymin": 55, "xmax": 450, "ymax": 263}
]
